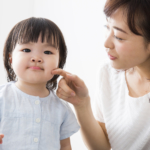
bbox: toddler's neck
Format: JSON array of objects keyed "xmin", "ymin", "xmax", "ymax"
[{"xmin": 15, "ymin": 81, "xmax": 50, "ymax": 98}]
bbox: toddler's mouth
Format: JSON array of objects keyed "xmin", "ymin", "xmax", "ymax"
[{"xmin": 29, "ymin": 66, "xmax": 43, "ymax": 70}]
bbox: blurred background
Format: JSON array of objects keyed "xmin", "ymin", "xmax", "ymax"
[{"xmin": 0, "ymin": 0, "xmax": 109, "ymax": 149}]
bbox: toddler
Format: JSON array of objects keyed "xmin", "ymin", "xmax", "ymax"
[{"xmin": 0, "ymin": 17, "xmax": 80, "ymax": 150}]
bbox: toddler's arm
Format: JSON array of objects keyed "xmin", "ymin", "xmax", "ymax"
[
  {"xmin": 60, "ymin": 137, "xmax": 72, "ymax": 150},
  {"xmin": 0, "ymin": 134, "xmax": 4, "ymax": 144}
]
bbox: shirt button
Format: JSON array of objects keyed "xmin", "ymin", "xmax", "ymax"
[
  {"xmin": 36, "ymin": 118, "xmax": 40, "ymax": 123},
  {"xmin": 34, "ymin": 138, "xmax": 38, "ymax": 143},
  {"xmin": 35, "ymin": 100, "xmax": 40, "ymax": 105}
]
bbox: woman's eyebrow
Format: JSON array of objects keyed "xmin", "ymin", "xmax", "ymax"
[{"xmin": 113, "ymin": 26, "xmax": 128, "ymax": 34}]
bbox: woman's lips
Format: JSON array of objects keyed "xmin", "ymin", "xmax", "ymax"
[{"xmin": 108, "ymin": 54, "xmax": 117, "ymax": 60}]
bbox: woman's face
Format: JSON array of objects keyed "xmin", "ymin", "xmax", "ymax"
[{"xmin": 104, "ymin": 8, "xmax": 150, "ymax": 70}]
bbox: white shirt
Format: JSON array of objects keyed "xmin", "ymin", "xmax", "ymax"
[
  {"xmin": 0, "ymin": 81, "xmax": 80, "ymax": 150},
  {"xmin": 93, "ymin": 62, "xmax": 150, "ymax": 150}
]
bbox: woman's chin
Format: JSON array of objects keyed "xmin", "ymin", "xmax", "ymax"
[{"xmin": 110, "ymin": 61, "xmax": 129, "ymax": 71}]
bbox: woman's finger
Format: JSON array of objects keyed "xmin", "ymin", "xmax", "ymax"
[
  {"xmin": 57, "ymin": 86, "xmax": 73, "ymax": 97},
  {"xmin": 59, "ymin": 78, "xmax": 75, "ymax": 96},
  {"xmin": 52, "ymin": 68, "xmax": 69, "ymax": 79},
  {"xmin": 56, "ymin": 90, "xmax": 72, "ymax": 101},
  {"xmin": 52, "ymin": 68, "xmax": 85, "ymax": 88},
  {"xmin": 65, "ymin": 74, "xmax": 85, "ymax": 88}
]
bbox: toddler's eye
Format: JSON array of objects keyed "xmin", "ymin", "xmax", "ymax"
[
  {"xmin": 44, "ymin": 51, "xmax": 53, "ymax": 55},
  {"xmin": 22, "ymin": 49, "xmax": 31, "ymax": 52}
]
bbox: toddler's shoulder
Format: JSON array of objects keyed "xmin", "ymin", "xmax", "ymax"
[
  {"xmin": 50, "ymin": 91, "xmax": 72, "ymax": 112},
  {"xmin": 0, "ymin": 82, "xmax": 15, "ymax": 104},
  {"xmin": 0, "ymin": 81, "xmax": 14, "ymax": 93}
]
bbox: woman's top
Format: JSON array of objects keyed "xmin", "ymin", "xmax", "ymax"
[
  {"xmin": 94, "ymin": 61, "xmax": 150, "ymax": 150},
  {"xmin": 0, "ymin": 81, "xmax": 80, "ymax": 150}
]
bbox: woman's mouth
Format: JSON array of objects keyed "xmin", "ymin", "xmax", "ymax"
[{"xmin": 108, "ymin": 54, "xmax": 117, "ymax": 60}]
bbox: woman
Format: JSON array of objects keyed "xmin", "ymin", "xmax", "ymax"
[{"xmin": 52, "ymin": 0, "xmax": 150, "ymax": 149}]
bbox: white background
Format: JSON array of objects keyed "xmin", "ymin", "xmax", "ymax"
[{"xmin": 0, "ymin": 0, "xmax": 109, "ymax": 149}]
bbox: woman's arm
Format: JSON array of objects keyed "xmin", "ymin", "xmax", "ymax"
[
  {"xmin": 60, "ymin": 138, "xmax": 72, "ymax": 150},
  {"xmin": 74, "ymin": 97, "xmax": 111, "ymax": 150},
  {"xmin": 52, "ymin": 69, "xmax": 111, "ymax": 150}
]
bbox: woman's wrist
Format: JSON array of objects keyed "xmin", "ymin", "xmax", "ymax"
[{"xmin": 73, "ymin": 95, "xmax": 91, "ymax": 112}]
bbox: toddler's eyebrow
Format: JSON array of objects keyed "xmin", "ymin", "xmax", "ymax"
[
  {"xmin": 43, "ymin": 43, "xmax": 57, "ymax": 48},
  {"xmin": 20, "ymin": 42, "xmax": 57, "ymax": 49}
]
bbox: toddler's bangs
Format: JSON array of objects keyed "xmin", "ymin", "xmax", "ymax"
[{"xmin": 12, "ymin": 18, "xmax": 60, "ymax": 49}]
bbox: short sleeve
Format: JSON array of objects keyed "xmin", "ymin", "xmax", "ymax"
[
  {"xmin": 92, "ymin": 62, "xmax": 107, "ymax": 123},
  {"xmin": 0, "ymin": 84, "xmax": 5, "ymax": 121},
  {"xmin": 0, "ymin": 90, "xmax": 2, "ymax": 121},
  {"xmin": 60, "ymin": 103, "xmax": 80, "ymax": 140}
]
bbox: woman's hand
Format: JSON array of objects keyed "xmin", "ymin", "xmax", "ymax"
[
  {"xmin": 52, "ymin": 69, "xmax": 110, "ymax": 149},
  {"xmin": 52, "ymin": 69, "xmax": 90, "ymax": 108}
]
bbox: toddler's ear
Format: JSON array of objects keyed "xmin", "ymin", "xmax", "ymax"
[
  {"xmin": 9, "ymin": 54, "xmax": 12, "ymax": 64},
  {"xmin": 9, "ymin": 57, "xmax": 12, "ymax": 64}
]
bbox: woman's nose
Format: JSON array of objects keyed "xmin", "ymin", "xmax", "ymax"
[
  {"xmin": 31, "ymin": 57, "xmax": 43, "ymax": 63},
  {"xmin": 104, "ymin": 32, "xmax": 114, "ymax": 49}
]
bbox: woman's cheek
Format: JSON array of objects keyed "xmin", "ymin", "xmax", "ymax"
[{"xmin": 115, "ymin": 42, "xmax": 129, "ymax": 56}]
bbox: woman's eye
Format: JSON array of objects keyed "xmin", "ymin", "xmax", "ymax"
[
  {"xmin": 114, "ymin": 35, "xmax": 123, "ymax": 41},
  {"xmin": 104, "ymin": 25, "xmax": 109, "ymax": 30},
  {"xmin": 44, "ymin": 51, "xmax": 53, "ymax": 55},
  {"xmin": 22, "ymin": 49, "xmax": 31, "ymax": 52}
]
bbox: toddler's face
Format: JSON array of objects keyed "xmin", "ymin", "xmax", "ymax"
[{"xmin": 10, "ymin": 35, "xmax": 59, "ymax": 85}]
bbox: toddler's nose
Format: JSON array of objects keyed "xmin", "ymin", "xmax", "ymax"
[{"xmin": 31, "ymin": 57, "xmax": 43, "ymax": 63}]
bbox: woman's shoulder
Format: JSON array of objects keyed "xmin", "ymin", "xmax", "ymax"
[
  {"xmin": 97, "ymin": 60, "xmax": 125, "ymax": 79},
  {"xmin": 95, "ymin": 61, "xmax": 125, "ymax": 92}
]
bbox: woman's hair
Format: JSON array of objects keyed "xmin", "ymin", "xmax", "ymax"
[
  {"xmin": 104, "ymin": 0, "xmax": 150, "ymax": 44},
  {"xmin": 3, "ymin": 17, "xmax": 67, "ymax": 90}
]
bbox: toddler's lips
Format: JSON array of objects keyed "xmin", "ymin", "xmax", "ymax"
[{"xmin": 30, "ymin": 66, "xmax": 42, "ymax": 70}]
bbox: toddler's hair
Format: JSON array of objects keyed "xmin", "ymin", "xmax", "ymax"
[{"xmin": 3, "ymin": 17, "xmax": 67, "ymax": 90}]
